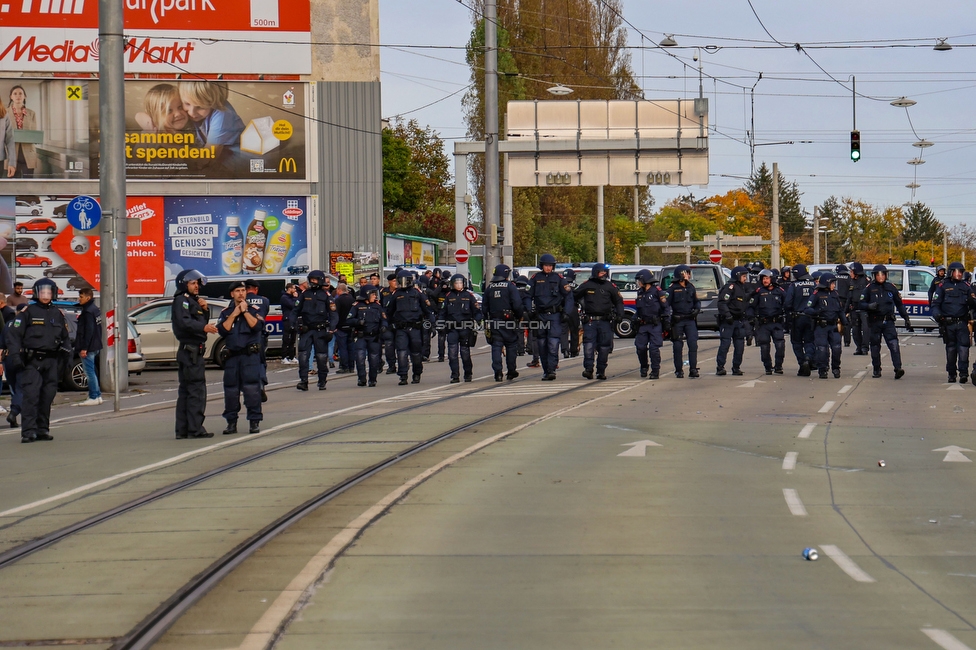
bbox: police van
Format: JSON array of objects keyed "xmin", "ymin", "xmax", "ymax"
[
  {"xmin": 608, "ymin": 265, "xmax": 662, "ymax": 338},
  {"xmin": 809, "ymin": 263, "xmax": 937, "ymax": 330}
]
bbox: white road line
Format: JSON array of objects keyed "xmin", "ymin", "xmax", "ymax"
[
  {"xmin": 782, "ymin": 452, "xmax": 798, "ymax": 470},
  {"xmin": 838, "ymin": 385, "xmax": 853, "ymax": 394},
  {"xmin": 230, "ymin": 380, "xmax": 645, "ymax": 650},
  {"xmin": 821, "ymin": 544, "xmax": 876, "ymax": 583},
  {"xmin": 798, "ymin": 423, "xmax": 817, "ymax": 439},
  {"xmin": 782, "ymin": 488, "xmax": 807, "ymax": 516},
  {"xmin": 0, "ymin": 376, "xmax": 494, "ymax": 519},
  {"xmin": 854, "ymin": 370, "xmax": 866, "ymax": 379},
  {"xmin": 922, "ymin": 628, "xmax": 974, "ymax": 650},
  {"xmin": 818, "ymin": 401, "xmax": 836, "ymax": 413}
]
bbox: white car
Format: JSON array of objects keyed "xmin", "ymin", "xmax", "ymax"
[
  {"xmin": 15, "ymin": 200, "xmax": 41, "ymax": 217},
  {"xmin": 129, "ymin": 298, "xmax": 231, "ymax": 367}
]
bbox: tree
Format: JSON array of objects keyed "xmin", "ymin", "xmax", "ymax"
[
  {"xmin": 746, "ymin": 162, "xmax": 805, "ymax": 237},
  {"xmin": 902, "ymin": 202, "xmax": 944, "ymax": 243}
]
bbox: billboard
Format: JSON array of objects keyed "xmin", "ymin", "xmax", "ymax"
[
  {"xmin": 0, "ymin": 0, "xmax": 311, "ymax": 74},
  {"xmin": 1, "ymin": 194, "xmax": 308, "ymax": 297},
  {"xmin": 385, "ymin": 236, "xmax": 436, "ymax": 268}
]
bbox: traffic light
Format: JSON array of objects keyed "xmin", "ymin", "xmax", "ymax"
[
  {"xmin": 489, "ymin": 223, "xmax": 499, "ymax": 246},
  {"xmin": 850, "ymin": 130, "xmax": 861, "ymax": 162}
]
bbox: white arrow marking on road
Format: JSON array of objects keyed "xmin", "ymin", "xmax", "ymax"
[
  {"xmin": 782, "ymin": 452, "xmax": 798, "ymax": 470},
  {"xmin": 737, "ymin": 379, "xmax": 766, "ymax": 388},
  {"xmin": 948, "ymin": 385, "xmax": 965, "ymax": 391},
  {"xmin": 618, "ymin": 440, "xmax": 662, "ymax": 457},
  {"xmin": 922, "ymin": 628, "xmax": 974, "ymax": 650},
  {"xmin": 933, "ymin": 446, "xmax": 973, "ymax": 463}
]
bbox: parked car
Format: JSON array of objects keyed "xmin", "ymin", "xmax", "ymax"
[
  {"xmin": 44, "ymin": 263, "xmax": 77, "ymax": 278},
  {"xmin": 10, "ymin": 237, "xmax": 39, "ymax": 251},
  {"xmin": 15, "ymin": 200, "xmax": 42, "ymax": 217},
  {"xmin": 54, "ymin": 302, "xmax": 145, "ymax": 391},
  {"xmin": 655, "ymin": 263, "xmax": 726, "ymax": 331},
  {"xmin": 129, "ymin": 297, "xmax": 230, "ymax": 367},
  {"xmin": 14, "ymin": 252, "xmax": 53, "ymax": 267},
  {"xmin": 52, "ymin": 204, "xmax": 68, "ymax": 218},
  {"xmin": 17, "ymin": 217, "xmax": 57, "ymax": 233},
  {"xmin": 67, "ymin": 276, "xmax": 94, "ymax": 291}
]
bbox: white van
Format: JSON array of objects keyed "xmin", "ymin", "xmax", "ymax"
[
  {"xmin": 808, "ymin": 263, "xmax": 937, "ymax": 330},
  {"xmin": 608, "ymin": 265, "xmax": 662, "ymax": 337}
]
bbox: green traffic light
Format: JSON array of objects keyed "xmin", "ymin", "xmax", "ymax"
[{"xmin": 851, "ymin": 150, "xmax": 860, "ymax": 161}]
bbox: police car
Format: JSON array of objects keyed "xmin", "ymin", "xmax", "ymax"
[
  {"xmin": 607, "ymin": 265, "xmax": 662, "ymax": 338},
  {"xmin": 655, "ymin": 263, "xmax": 726, "ymax": 331}
]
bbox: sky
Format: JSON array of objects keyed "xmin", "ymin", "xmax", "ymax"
[{"xmin": 378, "ymin": 0, "xmax": 976, "ymax": 227}]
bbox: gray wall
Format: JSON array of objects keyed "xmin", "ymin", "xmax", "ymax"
[{"xmin": 316, "ymin": 81, "xmax": 383, "ymax": 257}]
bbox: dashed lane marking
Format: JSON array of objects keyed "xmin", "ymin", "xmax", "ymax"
[
  {"xmin": 839, "ymin": 385, "xmax": 853, "ymax": 394},
  {"xmin": 818, "ymin": 401, "xmax": 836, "ymax": 413},
  {"xmin": 783, "ymin": 452, "xmax": 798, "ymax": 470},
  {"xmin": 922, "ymin": 629, "xmax": 974, "ymax": 650},
  {"xmin": 798, "ymin": 423, "xmax": 817, "ymax": 439},
  {"xmin": 821, "ymin": 544, "xmax": 876, "ymax": 583},
  {"xmin": 854, "ymin": 370, "xmax": 866, "ymax": 379},
  {"xmin": 783, "ymin": 488, "xmax": 807, "ymax": 516}
]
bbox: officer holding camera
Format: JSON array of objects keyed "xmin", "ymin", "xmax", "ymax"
[{"xmin": 218, "ymin": 281, "xmax": 264, "ymax": 435}]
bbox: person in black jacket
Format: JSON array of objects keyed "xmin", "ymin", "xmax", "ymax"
[
  {"xmin": 858, "ymin": 264, "xmax": 913, "ymax": 379},
  {"xmin": 716, "ymin": 266, "xmax": 750, "ymax": 376},
  {"xmin": 279, "ymin": 283, "xmax": 298, "ymax": 364},
  {"xmin": 332, "ymin": 283, "xmax": 355, "ymax": 374},
  {"xmin": 74, "ymin": 287, "xmax": 103, "ymax": 406},
  {"xmin": 172, "ymin": 269, "xmax": 218, "ymax": 439},
  {"xmin": 574, "ymin": 263, "xmax": 623, "ymax": 380}
]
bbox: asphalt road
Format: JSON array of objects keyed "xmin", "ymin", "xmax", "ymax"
[{"xmin": 2, "ymin": 333, "xmax": 975, "ymax": 649}]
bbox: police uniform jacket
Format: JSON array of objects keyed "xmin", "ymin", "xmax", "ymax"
[
  {"xmin": 635, "ymin": 284, "xmax": 670, "ymax": 324},
  {"xmin": 667, "ymin": 281, "xmax": 700, "ymax": 317},
  {"xmin": 295, "ymin": 286, "xmax": 338, "ymax": 330},
  {"xmin": 349, "ymin": 300, "xmax": 387, "ymax": 337},
  {"xmin": 834, "ymin": 275, "xmax": 853, "ymax": 312},
  {"xmin": 217, "ymin": 302, "xmax": 263, "ymax": 352},
  {"xmin": 483, "ymin": 278, "xmax": 524, "ymax": 320},
  {"xmin": 749, "ymin": 285, "xmax": 787, "ymax": 320},
  {"xmin": 849, "ymin": 275, "xmax": 869, "ymax": 310},
  {"xmin": 530, "ymin": 271, "xmax": 574, "ymax": 316},
  {"xmin": 804, "ymin": 289, "xmax": 849, "ymax": 326},
  {"xmin": 387, "ymin": 287, "xmax": 433, "ymax": 326},
  {"xmin": 380, "ymin": 287, "xmax": 396, "ymax": 311},
  {"xmin": 785, "ymin": 276, "xmax": 816, "ymax": 315},
  {"xmin": 7, "ymin": 300, "xmax": 69, "ymax": 362},
  {"xmin": 858, "ymin": 281, "xmax": 910, "ymax": 321},
  {"xmin": 246, "ymin": 293, "xmax": 270, "ymax": 336},
  {"xmin": 931, "ymin": 278, "xmax": 976, "ymax": 321},
  {"xmin": 334, "ymin": 292, "xmax": 355, "ymax": 331},
  {"xmin": 279, "ymin": 291, "xmax": 298, "ymax": 327},
  {"xmin": 75, "ymin": 300, "xmax": 102, "ymax": 354},
  {"xmin": 443, "ymin": 290, "xmax": 481, "ymax": 324},
  {"xmin": 573, "ymin": 278, "xmax": 624, "ymax": 319},
  {"xmin": 929, "ymin": 274, "xmax": 947, "ymax": 305},
  {"xmin": 172, "ymin": 293, "xmax": 210, "ymax": 345},
  {"xmin": 718, "ymin": 281, "xmax": 750, "ymax": 320}
]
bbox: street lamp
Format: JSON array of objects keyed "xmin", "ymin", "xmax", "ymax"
[{"xmin": 823, "ymin": 229, "xmax": 835, "ymax": 264}]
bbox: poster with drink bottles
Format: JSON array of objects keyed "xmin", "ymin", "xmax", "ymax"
[{"xmin": 163, "ymin": 196, "xmax": 308, "ymax": 279}]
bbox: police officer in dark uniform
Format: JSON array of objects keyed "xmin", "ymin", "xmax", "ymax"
[
  {"xmin": 6, "ymin": 278, "xmax": 68, "ymax": 444},
  {"xmin": 560, "ymin": 269, "xmax": 581, "ymax": 358},
  {"xmin": 749, "ymin": 268, "xmax": 787, "ymax": 375},
  {"xmin": 349, "ymin": 285, "xmax": 387, "ymax": 387},
  {"xmin": 279, "ymin": 283, "xmax": 299, "ymax": 363},
  {"xmin": 667, "ymin": 264, "xmax": 701, "ymax": 378},
  {"xmin": 295, "ymin": 269, "xmax": 339, "ymax": 391},
  {"xmin": 515, "ymin": 274, "xmax": 536, "ymax": 363},
  {"xmin": 171, "ymin": 269, "xmax": 218, "ymax": 439},
  {"xmin": 929, "ymin": 265, "xmax": 947, "ymax": 306},
  {"xmin": 804, "ymin": 272, "xmax": 848, "ymax": 379},
  {"xmin": 387, "ymin": 268, "xmax": 434, "ymax": 385},
  {"xmin": 380, "ymin": 273, "xmax": 398, "ymax": 374},
  {"xmin": 930, "ymin": 262, "xmax": 976, "ymax": 383},
  {"xmin": 574, "ymin": 263, "xmax": 623, "ymax": 380},
  {"xmin": 785, "ymin": 263, "xmax": 817, "ymax": 376},
  {"xmin": 244, "ymin": 279, "xmax": 270, "ymax": 401},
  {"xmin": 833, "ymin": 264, "xmax": 853, "ymax": 348},
  {"xmin": 530, "ymin": 253, "xmax": 574, "ymax": 381},
  {"xmin": 848, "ymin": 262, "xmax": 870, "ymax": 355},
  {"xmin": 431, "ymin": 268, "xmax": 449, "ymax": 362},
  {"xmin": 443, "ymin": 274, "xmax": 481, "ymax": 383},
  {"xmin": 218, "ymin": 281, "xmax": 263, "ymax": 434},
  {"xmin": 716, "ymin": 266, "xmax": 750, "ymax": 376},
  {"xmin": 858, "ymin": 264, "xmax": 913, "ymax": 379},
  {"xmin": 483, "ymin": 264, "xmax": 524, "ymax": 382},
  {"xmin": 633, "ymin": 269, "xmax": 670, "ymax": 379},
  {"xmin": 779, "ymin": 265, "xmax": 793, "ymax": 286}
]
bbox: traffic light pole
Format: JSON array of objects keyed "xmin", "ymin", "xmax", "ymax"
[{"xmin": 483, "ymin": 0, "xmax": 500, "ymax": 281}]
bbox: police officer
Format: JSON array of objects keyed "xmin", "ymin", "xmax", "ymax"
[
  {"xmin": 804, "ymin": 272, "xmax": 848, "ymax": 379},
  {"xmin": 387, "ymin": 268, "xmax": 434, "ymax": 385},
  {"xmin": 848, "ymin": 262, "xmax": 870, "ymax": 355},
  {"xmin": 170, "ymin": 270, "xmax": 218, "ymax": 439},
  {"xmin": 574, "ymin": 263, "xmax": 623, "ymax": 380},
  {"xmin": 279, "ymin": 283, "xmax": 299, "ymax": 364},
  {"xmin": 349, "ymin": 286, "xmax": 387, "ymax": 387},
  {"xmin": 6, "ymin": 278, "xmax": 68, "ymax": 444},
  {"xmin": 633, "ymin": 269, "xmax": 670, "ymax": 379},
  {"xmin": 483, "ymin": 264, "xmax": 524, "ymax": 382},
  {"xmin": 381, "ymin": 274, "xmax": 398, "ymax": 374},
  {"xmin": 530, "ymin": 254, "xmax": 574, "ymax": 381},
  {"xmin": 443, "ymin": 274, "xmax": 481, "ymax": 383},
  {"xmin": 515, "ymin": 274, "xmax": 537, "ymax": 364},
  {"xmin": 749, "ymin": 268, "xmax": 787, "ymax": 375},
  {"xmin": 218, "ymin": 281, "xmax": 263, "ymax": 435},
  {"xmin": 332, "ymin": 282, "xmax": 356, "ymax": 373},
  {"xmin": 716, "ymin": 266, "xmax": 750, "ymax": 376},
  {"xmin": 667, "ymin": 264, "xmax": 701, "ymax": 378},
  {"xmin": 858, "ymin": 264, "xmax": 913, "ymax": 379},
  {"xmin": 929, "ymin": 265, "xmax": 948, "ymax": 306},
  {"xmin": 779, "ymin": 265, "xmax": 793, "ymax": 286},
  {"xmin": 244, "ymin": 279, "xmax": 270, "ymax": 400},
  {"xmin": 785, "ymin": 264, "xmax": 817, "ymax": 376},
  {"xmin": 431, "ymin": 268, "xmax": 449, "ymax": 362},
  {"xmin": 833, "ymin": 264, "xmax": 853, "ymax": 348},
  {"xmin": 295, "ymin": 269, "xmax": 338, "ymax": 391},
  {"xmin": 560, "ymin": 268, "xmax": 581, "ymax": 358},
  {"xmin": 930, "ymin": 262, "xmax": 976, "ymax": 383}
]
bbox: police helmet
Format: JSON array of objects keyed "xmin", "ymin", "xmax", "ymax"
[
  {"xmin": 792, "ymin": 263, "xmax": 808, "ymax": 277},
  {"xmin": 674, "ymin": 264, "xmax": 691, "ymax": 281},
  {"xmin": 307, "ymin": 269, "xmax": 326, "ymax": 288},
  {"xmin": 818, "ymin": 272, "xmax": 835, "ymax": 289},
  {"xmin": 514, "ymin": 274, "xmax": 529, "ymax": 287},
  {"xmin": 731, "ymin": 266, "xmax": 748, "ymax": 282},
  {"xmin": 770, "ymin": 268, "xmax": 781, "ymax": 281},
  {"xmin": 966, "ymin": 272, "xmax": 973, "ymax": 283},
  {"xmin": 450, "ymin": 274, "xmax": 467, "ymax": 291},
  {"xmin": 539, "ymin": 253, "xmax": 557, "ymax": 267},
  {"xmin": 396, "ymin": 268, "xmax": 415, "ymax": 289},
  {"xmin": 811, "ymin": 270, "xmax": 823, "ymax": 281},
  {"xmin": 937, "ymin": 264, "xmax": 947, "ymax": 275},
  {"xmin": 590, "ymin": 263, "xmax": 609, "ymax": 279},
  {"xmin": 358, "ymin": 286, "xmax": 374, "ymax": 301},
  {"xmin": 759, "ymin": 268, "xmax": 775, "ymax": 282},
  {"xmin": 872, "ymin": 264, "xmax": 888, "ymax": 280},
  {"xmin": 433, "ymin": 267, "xmax": 443, "ymax": 279},
  {"xmin": 835, "ymin": 264, "xmax": 849, "ymax": 275},
  {"xmin": 949, "ymin": 261, "xmax": 965, "ymax": 279},
  {"xmin": 635, "ymin": 269, "xmax": 655, "ymax": 285},
  {"xmin": 31, "ymin": 277, "xmax": 58, "ymax": 302},
  {"xmin": 850, "ymin": 261, "xmax": 865, "ymax": 276},
  {"xmin": 562, "ymin": 268, "xmax": 576, "ymax": 281},
  {"xmin": 780, "ymin": 265, "xmax": 792, "ymax": 277},
  {"xmin": 493, "ymin": 264, "xmax": 511, "ymax": 280},
  {"xmin": 750, "ymin": 261, "xmax": 765, "ymax": 273},
  {"xmin": 175, "ymin": 268, "xmax": 207, "ymax": 294}
]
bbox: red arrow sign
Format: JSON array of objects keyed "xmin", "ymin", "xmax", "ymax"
[
  {"xmin": 709, "ymin": 249, "xmax": 723, "ymax": 263},
  {"xmin": 455, "ymin": 248, "xmax": 469, "ymax": 263}
]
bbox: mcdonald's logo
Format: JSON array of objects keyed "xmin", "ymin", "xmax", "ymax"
[{"xmin": 278, "ymin": 157, "xmax": 297, "ymax": 174}]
